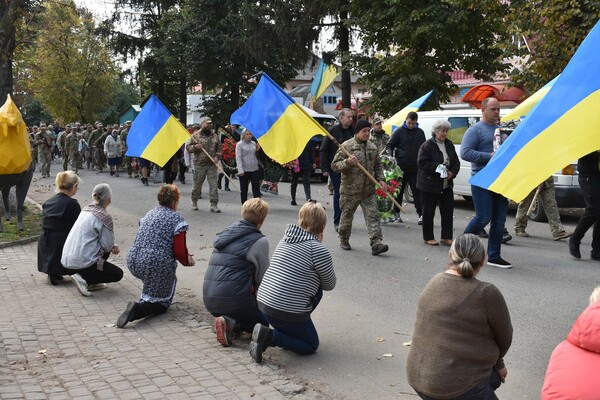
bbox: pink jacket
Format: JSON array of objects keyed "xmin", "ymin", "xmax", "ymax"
[{"xmin": 542, "ymin": 302, "xmax": 600, "ymax": 399}]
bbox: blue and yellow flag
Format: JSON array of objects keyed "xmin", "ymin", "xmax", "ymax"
[
  {"xmin": 382, "ymin": 90, "xmax": 434, "ymax": 135},
  {"xmin": 231, "ymin": 73, "xmax": 328, "ymax": 165},
  {"xmin": 501, "ymin": 75, "xmax": 559, "ymax": 123},
  {"xmin": 471, "ymin": 20, "xmax": 600, "ymax": 202},
  {"xmin": 0, "ymin": 94, "xmax": 31, "ymax": 174},
  {"xmin": 125, "ymin": 94, "xmax": 191, "ymax": 167},
  {"xmin": 309, "ymin": 60, "xmax": 339, "ymax": 105}
]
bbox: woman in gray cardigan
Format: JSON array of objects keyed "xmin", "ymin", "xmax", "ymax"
[{"xmin": 61, "ymin": 183, "xmax": 123, "ymax": 296}]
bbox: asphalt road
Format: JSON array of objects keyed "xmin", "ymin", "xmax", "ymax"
[{"xmin": 28, "ymin": 165, "xmax": 598, "ymax": 399}]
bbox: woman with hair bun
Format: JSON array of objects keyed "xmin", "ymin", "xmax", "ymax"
[
  {"xmin": 62, "ymin": 183, "xmax": 123, "ymax": 297},
  {"xmin": 38, "ymin": 171, "xmax": 81, "ymax": 285},
  {"xmin": 407, "ymin": 233, "xmax": 513, "ymax": 399},
  {"xmin": 116, "ymin": 184, "xmax": 195, "ymax": 328}
]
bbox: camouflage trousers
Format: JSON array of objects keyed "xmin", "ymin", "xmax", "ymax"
[
  {"xmin": 339, "ymin": 192, "xmax": 383, "ymax": 246},
  {"xmin": 93, "ymin": 148, "xmax": 106, "ymax": 172},
  {"xmin": 62, "ymin": 151, "xmax": 69, "ymax": 171},
  {"xmin": 192, "ymin": 164, "xmax": 218, "ymax": 207},
  {"xmin": 38, "ymin": 151, "xmax": 52, "ymax": 177},
  {"xmin": 68, "ymin": 151, "xmax": 80, "ymax": 173},
  {"xmin": 515, "ymin": 178, "xmax": 565, "ymax": 236},
  {"xmin": 123, "ymin": 156, "xmax": 135, "ymax": 177}
]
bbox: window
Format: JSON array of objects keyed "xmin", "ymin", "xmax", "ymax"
[{"xmin": 323, "ymin": 96, "xmax": 338, "ymax": 104}]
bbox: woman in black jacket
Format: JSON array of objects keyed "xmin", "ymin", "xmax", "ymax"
[{"xmin": 417, "ymin": 120, "xmax": 460, "ymax": 246}]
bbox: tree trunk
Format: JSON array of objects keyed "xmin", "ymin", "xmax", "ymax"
[
  {"xmin": 178, "ymin": 74, "xmax": 187, "ymax": 125},
  {"xmin": 0, "ymin": 0, "xmax": 21, "ymax": 103},
  {"xmin": 338, "ymin": 5, "xmax": 351, "ymax": 109}
]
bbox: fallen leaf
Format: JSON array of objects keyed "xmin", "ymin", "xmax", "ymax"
[
  {"xmin": 403, "ymin": 340, "xmax": 412, "ymax": 346},
  {"xmin": 382, "ymin": 353, "xmax": 393, "ymax": 357},
  {"xmin": 38, "ymin": 350, "xmax": 47, "ymax": 355},
  {"xmin": 376, "ymin": 337, "xmax": 385, "ymax": 342}
]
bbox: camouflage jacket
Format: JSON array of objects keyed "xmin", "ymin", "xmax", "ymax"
[
  {"xmin": 35, "ymin": 131, "xmax": 54, "ymax": 153},
  {"xmin": 65, "ymin": 132, "xmax": 81, "ymax": 153},
  {"xmin": 331, "ymin": 137, "xmax": 384, "ymax": 197},
  {"xmin": 369, "ymin": 130, "xmax": 390, "ymax": 154},
  {"xmin": 187, "ymin": 130, "xmax": 221, "ymax": 166}
]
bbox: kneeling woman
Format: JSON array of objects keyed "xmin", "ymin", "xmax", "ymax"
[
  {"xmin": 117, "ymin": 184, "xmax": 195, "ymax": 328},
  {"xmin": 62, "ymin": 183, "xmax": 123, "ymax": 296},
  {"xmin": 407, "ymin": 233, "xmax": 513, "ymax": 399},
  {"xmin": 251, "ymin": 201, "xmax": 336, "ymax": 363}
]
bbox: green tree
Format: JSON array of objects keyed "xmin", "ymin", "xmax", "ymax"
[
  {"xmin": 349, "ymin": 0, "xmax": 509, "ymax": 116},
  {"xmin": 183, "ymin": 0, "xmax": 321, "ymax": 125},
  {"xmin": 27, "ymin": 1, "xmax": 119, "ymax": 122},
  {"xmin": 504, "ymin": 0, "xmax": 600, "ymax": 91}
]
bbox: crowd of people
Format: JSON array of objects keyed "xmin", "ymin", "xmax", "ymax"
[{"xmin": 31, "ymin": 98, "xmax": 600, "ymax": 398}]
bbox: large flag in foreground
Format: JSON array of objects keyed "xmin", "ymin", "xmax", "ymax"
[
  {"xmin": 382, "ymin": 90, "xmax": 434, "ymax": 135},
  {"xmin": 500, "ymin": 75, "xmax": 559, "ymax": 122},
  {"xmin": 309, "ymin": 60, "xmax": 339, "ymax": 105},
  {"xmin": 0, "ymin": 94, "xmax": 31, "ymax": 174},
  {"xmin": 471, "ymin": 21, "xmax": 600, "ymax": 202},
  {"xmin": 125, "ymin": 94, "xmax": 191, "ymax": 167},
  {"xmin": 231, "ymin": 73, "xmax": 328, "ymax": 164}
]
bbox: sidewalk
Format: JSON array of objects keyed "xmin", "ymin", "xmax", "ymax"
[{"xmin": 0, "ymin": 243, "xmax": 328, "ymax": 400}]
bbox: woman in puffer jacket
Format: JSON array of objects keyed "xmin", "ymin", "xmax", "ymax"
[{"xmin": 541, "ymin": 287, "xmax": 600, "ymax": 399}]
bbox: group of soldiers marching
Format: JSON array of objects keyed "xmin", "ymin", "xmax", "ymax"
[{"xmin": 29, "ymin": 120, "xmax": 134, "ymax": 178}]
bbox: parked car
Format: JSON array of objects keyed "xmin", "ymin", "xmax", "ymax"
[{"xmin": 415, "ymin": 109, "xmax": 584, "ymax": 221}]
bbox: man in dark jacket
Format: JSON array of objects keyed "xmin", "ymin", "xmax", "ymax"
[
  {"xmin": 203, "ymin": 198, "xmax": 270, "ymax": 347},
  {"xmin": 386, "ymin": 111, "xmax": 426, "ymax": 223},
  {"xmin": 319, "ymin": 108, "xmax": 355, "ymax": 231}
]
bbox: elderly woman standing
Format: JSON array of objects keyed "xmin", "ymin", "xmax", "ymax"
[
  {"xmin": 407, "ymin": 233, "xmax": 513, "ymax": 399},
  {"xmin": 61, "ymin": 183, "xmax": 123, "ymax": 296},
  {"xmin": 236, "ymin": 129, "xmax": 261, "ymax": 204},
  {"xmin": 117, "ymin": 185, "xmax": 195, "ymax": 328},
  {"xmin": 37, "ymin": 171, "xmax": 81, "ymax": 285},
  {"xmin": 417, "ymin": 119, "xmax": 460, "ymax": 246},
  {"xmin": 104, "ymin": 129, "xmax": 122, "ymax": 177}
]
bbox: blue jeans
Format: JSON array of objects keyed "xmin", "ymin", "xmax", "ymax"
[
  {"xmin": 330, "ymin": 171, "xmax": 342, "ymax": 226},
  {"xmin": 263, "ymin": 289, "xmax": 322, "ymax": 355},
  {"xmin": 464, "ymin": 185, "xmax": 508, "ymax": 261},
  {"xmin": 416, "ymin": 369, "xmax": 502, "ymax": 400},
  {"xmin": 224, "ymin": 304, "xmax": 268, "ymax": 334}
]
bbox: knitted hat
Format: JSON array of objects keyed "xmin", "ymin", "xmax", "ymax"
[{"xmin": 355, "ymin": 119, "xmax": 372, "ymax": 134}]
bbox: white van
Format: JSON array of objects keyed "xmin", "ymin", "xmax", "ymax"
[{"xmin": 415, "ymin": 109, "xmax": 584, "ymax": 221}]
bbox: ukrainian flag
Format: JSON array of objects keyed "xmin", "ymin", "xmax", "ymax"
[
  {"xmin": 231, "ymin": 73, "xmax": 328, "ymax": 165},
  {"xmin": 125, "ymin": 94, "xmax": 191, "ymax": 168},
  {"xmin": 382, "ymin": 90, "xmax": 434, "ymax": 135},
  {"xmin": 471, "ymin": 20, "xmax": 600, "ymax": 203},
  {"xmin": 309, "ymin": 60, "xmax": 339, "ymax": 105},
  {"xmin": 501, "ymin": 75, "xmax": 559, "ymax": 123}
]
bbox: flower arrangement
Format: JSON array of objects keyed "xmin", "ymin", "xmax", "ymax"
[{"xmin": 376, "ymin": 156, "xmax": 403, "ymax": 223}]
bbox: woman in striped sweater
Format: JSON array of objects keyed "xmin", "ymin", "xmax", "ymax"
[{"xmin": 251, "ymin": 201, "xmax": 336, "ymax": 363}]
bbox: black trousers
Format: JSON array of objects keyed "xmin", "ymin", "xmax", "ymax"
[
  {"xmin": 421, "ymin": 187, "xmax": 454, "ymax": 241},
  {"xmin": 239, "ymin": 170, "xmax": 261, "ymax": 204},
  {"xmin": 396, "ymin": 168, "xmax": 422, "ymax": 216},
  {"xmin": 290, "ymin": 169, "xmax": 312, "ymax": 201},
  {"xmin": 131, "ymin": 302, "xmax": 168, "ymax": 322},
  {"xmin": 66, "ymin": 260, "xmax": 123, "ymax": 285},
  {"xmin": 572, "ymin": 175, "xmax": 600, "ymax": 254}
]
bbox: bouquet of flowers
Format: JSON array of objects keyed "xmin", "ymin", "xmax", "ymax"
[{"xmin": 376, "ymin": 156, "xmax": 403, "ymax": 223}]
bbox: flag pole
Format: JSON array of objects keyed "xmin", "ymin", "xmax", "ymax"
[
  {"xmin": 525, "ymin": 184, "xmax": 544, "ymax": 216},
  {"xmin": 200, "ymin": 147, "xmax": 240, "ymax": 192},
  {"xmin": 326, "ymin": 132, "xmax": 406, "ymax": 214}
]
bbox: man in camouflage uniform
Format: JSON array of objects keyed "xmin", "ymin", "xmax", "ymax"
[
  {"xmin": 88, "ymin": 123, "xmax": 104, "ymax": 172},
  {"xmin": 332, "ymin": 119, "xmax": 389, "ymax": 255},
  {"xmin": 186, "ymin": 117, "xmax": 222, "ymax": 213},
  {"xmin": 30, "ymin": 127, "xmax": 38, "ymax": 171},
  {"xmin": 81, "ymin": 124, "xmax": 93, "ymax": 169},
  {"xmin": 56, "ymin": 126, "xmax": 68, "ymax": 169},
  {"xmin": 369, "ymin": 116, "xmax": 390, "ymax": 154},
  {"xmin": 514, "ymin": 176, "xmax": 573, "ymax": 240},
  {"xmin": 94, "ymin": 124, "xmax": 110, "ymax": 173},
  {"xmin": 120, "ymin": 120, "xmax": 136, "ymax": 178},
  {"xmin": 64, "ymin": 126, "xmax": 81, "ymax": 173},
  {"xmin": 35, "ymin": 124, "xmax": 54, "ymax": 178}
]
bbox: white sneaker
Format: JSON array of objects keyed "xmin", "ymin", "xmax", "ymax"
[
  {"xmin": 71, "ymin": 273, "xmax": 92, "ymax": 296},
  {"xmin": 418, "ymin": 216, "xmax": 423, "ymax": 225}
]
